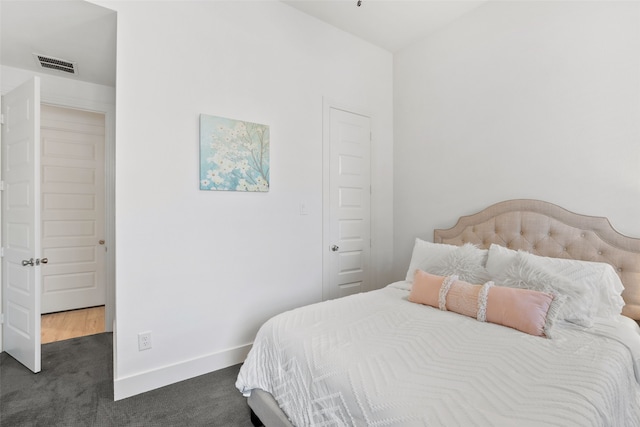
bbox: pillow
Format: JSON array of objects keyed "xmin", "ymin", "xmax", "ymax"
[
  {"xmin": 405, "ymin": 239, "xmax": 457, "ymax": 282},
  {"xmin": 405, "ymin": 239, "xmax": 488, "ymax": 283},
  {"xmin": 486, "ymin": 244, "xmax": 625, "ymax": 319},
  {"xmin": 409, "ymin": 270, "xmax": 562, "ymax": 337},
  {"xmin": 495, "ymin": 252, "xmax": 590, "ymax": 327},
  {"xmin": 429, "ymin": 243, "xmax": 491, "ymax": 284}
]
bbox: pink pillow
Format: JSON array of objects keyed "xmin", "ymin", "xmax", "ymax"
[{"xmin": 409, "ymin": 270, "xmax": 557, "ymax": 337}]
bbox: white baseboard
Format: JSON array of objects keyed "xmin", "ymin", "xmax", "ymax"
[{"xmin": 113, "ymin": 343, "xmax": 251, "ymax": 401}]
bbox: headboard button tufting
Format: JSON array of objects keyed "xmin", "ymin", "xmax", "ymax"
[{"xmin": 432, "ymin": 199, "xmax": 640, "ymax": 323}]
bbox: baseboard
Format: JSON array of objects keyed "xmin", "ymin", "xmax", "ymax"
[{"xmin": 113, "ymin": 343, "xmax": 251, "ymax": 401}]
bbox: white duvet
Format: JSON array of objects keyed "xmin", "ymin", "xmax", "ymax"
[{"xmin": 236, "ymin": 282, "xmax": 640, "ymax": 426}]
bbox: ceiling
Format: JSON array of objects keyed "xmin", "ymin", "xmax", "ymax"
[
  {"xmin": 0, "ymin": 0, "xmax": 484, "ymax": 88},
  {"xmin": 0, "ymin": 0, "xmax": 117, "ymax": 87},
  {"xmin": 283, "ymin": 0, "xmax": 486, "ymax": 52}
]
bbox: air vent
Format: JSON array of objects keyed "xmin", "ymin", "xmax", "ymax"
[{"xmin": 33, "ymin": 53, "xmax": 77, "ymax": 75}]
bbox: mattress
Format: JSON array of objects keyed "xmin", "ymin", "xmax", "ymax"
[{"xmin": 236, "ymin": 282, "xmax": 640, "ymax": 426}]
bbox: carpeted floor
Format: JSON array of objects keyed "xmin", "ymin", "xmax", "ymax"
[{"xmin": 0, "ymin": 333, "xmax": 254, "ymax": 426}]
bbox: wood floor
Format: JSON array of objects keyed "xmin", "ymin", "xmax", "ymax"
[{"xmin": 41, "ymin": 306, "xmax": 105, "ymax": 344}]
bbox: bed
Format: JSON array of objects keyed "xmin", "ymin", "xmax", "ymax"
[{"xmin": 236, "ymin": 199, "xmax": 640, "ymax": 426}]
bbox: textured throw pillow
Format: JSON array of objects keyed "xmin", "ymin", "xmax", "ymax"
[
  {"xmin": 409, "ymin": 270, "xmax": 562, "ymax": 337},
  {"xmin": 405, "ymin": 239, "xmax": 458, "ymax": 282},
  {"xmin": 405, "ymin": 239, "xmax": 488, "ymax": 283},
  {"xmin": 429, "ymin": 243, "xmax": 491, "ymax": 284},
  {"xmin": 486, "ymin": 244, "xmax": 625, "ymax": 320},
  {"xmin": 495, "ymin": 252, "xmax": 592, "ymax": 327}
]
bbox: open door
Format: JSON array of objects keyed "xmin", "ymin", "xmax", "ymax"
[{"xmin": 1, "ymin": 77, "xmax": 42, "ymax": 373}]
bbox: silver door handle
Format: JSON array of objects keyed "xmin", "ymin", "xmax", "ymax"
[
  {"xmin": 331, "ymin": 245, "xmax": 339, "ymax": 252},
  {"xmin": 40, "ymin": 258, "xmax": 48, "ymax": 264},
  {"xmin": 22, "ymin": 258, "xmax": 34, "ymax": 266}
]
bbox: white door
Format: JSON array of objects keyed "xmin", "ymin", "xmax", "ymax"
[
  {"xmin": 325, "ymin": 107, "xmax": 371, "ymax": 300},
  {"xmin": 40, "ymin": 104, "xmax": 105, "ymax": 314},
  {"xmin": 1, "ymin": 77, "xmax": 42, "ymax": 373}
]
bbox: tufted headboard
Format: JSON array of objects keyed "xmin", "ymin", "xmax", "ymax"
[{"xmin": 433, "ymin": 199, "xmax": 640, "ymax": 321}]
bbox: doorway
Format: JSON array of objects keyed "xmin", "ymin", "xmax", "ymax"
[
  {"xmin": 40, "ymin": 103, "xmax": 107, "ymax": 343},
  {"xmin": 0, "ymin": 0, "xmax": 117, "ymax": 373},
  {"xmin": 1, "ymin": 77, "xmax": 115, "ymax": 371}
]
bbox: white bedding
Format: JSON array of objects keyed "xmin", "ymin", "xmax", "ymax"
[{"xmin": 236, "ymin": 282, "xmax": 640, "ymax": 426}]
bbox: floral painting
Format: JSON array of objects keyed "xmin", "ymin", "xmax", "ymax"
[{"xmin": 199, "ymin": 114, "xmax": 270, "ymax": 192}]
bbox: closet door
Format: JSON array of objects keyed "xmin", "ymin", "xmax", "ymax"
[
  {"xmin": 324, "ymin": 107, "xmax": 371, "ymax": 300},
  {"xmin": 40, "ymin": 104, "xmax": 105, "ymax": 314}
]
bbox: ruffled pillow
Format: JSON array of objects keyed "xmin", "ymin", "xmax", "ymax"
[
  {"xmin": 409, "ymin": 270, "xmax": 563, "ymax": 337},
  {"xmin": 405, "ymin": 239, "xmax": 488, "ymax": 283},
  {"xmin": 429, "ymin": 243, "xmax": 491, "ymax": 284},
  {"xmin": 486, "ymin": 244, "xmax": 625, "ymax": 320},
  {"xmin": 494, "ymin": 252, "xmax": 592, "ymax": 327}
]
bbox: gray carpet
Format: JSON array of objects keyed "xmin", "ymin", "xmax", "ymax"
[{"xmin": 0, "ymin": 333, "xmax": 254, "ymax": 426}]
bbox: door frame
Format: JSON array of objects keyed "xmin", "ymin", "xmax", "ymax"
[{"xmin": 321, "ymin": 98, "xmax": 373, "ymax": 301}]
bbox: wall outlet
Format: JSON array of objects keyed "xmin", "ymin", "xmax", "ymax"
[{"xmin": 138, "ymin": 332, "xmax": 152, "ymax": 351}]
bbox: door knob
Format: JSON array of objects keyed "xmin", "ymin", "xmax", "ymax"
[
  {"xmin": 40, "ymin": 258, "xmax": 48, "ymax": 264},
  {"xmin": 99, "ymin": 240, "xmax": 105, "ymax": 245},
  {"xmin": 331, "ymin": 245, "xmax": 339, "ymax": 252},
  {"xmin": 22, "ymin": 258, "xmax": 34, "ymax": 266}
]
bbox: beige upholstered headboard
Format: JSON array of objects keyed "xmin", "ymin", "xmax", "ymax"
[{"xmin": 433, "ymin": 199, "xmax": 640, "ymax": 321}]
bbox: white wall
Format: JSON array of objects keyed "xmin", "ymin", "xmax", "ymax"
[
  {"xmin": 93, "ymin": 1, "xmax": 393, "ymax": 399},
  {"xmin": 393, "ymin": 1, "xmax": 640, "ymax": 279}
]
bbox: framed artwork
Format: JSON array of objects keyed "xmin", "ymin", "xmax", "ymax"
[{"xmin": 199, "ymin": 114, "xmax": 270, "ymax": 192}]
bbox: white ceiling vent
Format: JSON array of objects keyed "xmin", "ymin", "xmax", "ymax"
[{"xmin": 33, "ymin": 53, "xmax": 77, "ymax": 75}]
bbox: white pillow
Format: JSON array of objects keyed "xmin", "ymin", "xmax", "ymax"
[
  {"xmin": 428, "ymin": 243, "xmax": 491, "ymax": 284},
  {"xmin": 405, "ymin": 239, "xmax": 488, "ymax": 283},
  {"xmin": 495, "ymin": 252, "xmax": 591, "ymax": 327},
  {"xmin": 405, "ymin": 239, "xmax": 457, "ymax": 282},
  {"xmin": 486, "ymin": 244, "xmax": 625, "ymax": 320},
  {"xmin": 485, "ymin": 244, "xmax": 518, "ymax": 276}
]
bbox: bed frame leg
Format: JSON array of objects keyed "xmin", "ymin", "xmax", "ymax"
[{"xmin": 250, "ymin": 409, "xmax": 264, "ymax": 427}]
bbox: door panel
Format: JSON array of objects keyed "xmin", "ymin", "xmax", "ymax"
[
  {"xmin": 326, "ymin": 108, "xmax": 371, "ymax": 300},
  {"xmin": 40, "ymin": 104, "xmax": 105, "ymax": 314},
  {"xmin": 1, "ymin": 77, "xmax": 42, "ymax": 373}
]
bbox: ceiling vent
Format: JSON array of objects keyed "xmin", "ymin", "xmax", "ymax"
[{"xmin": 33, "ymin": 53, "xmax": 77, "ymax": 75}]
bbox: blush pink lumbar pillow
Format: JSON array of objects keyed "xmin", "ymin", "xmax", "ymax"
[{"xmin": 409, "ymin": 270, "xmax": 558, "ymax": 337}]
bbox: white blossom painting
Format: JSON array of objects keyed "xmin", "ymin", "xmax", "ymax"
[{"xmin": 199, "ymin": 114, "xmax": 270, "ymax": 192}]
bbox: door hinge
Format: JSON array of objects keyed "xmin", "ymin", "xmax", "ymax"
[
  {"xmin": 0, "ymin": 313, "xmax": 4, "ymax": 324},
  {"xmin": 0, "ymin": 247, "xmax": 4, "ymax": 257},
  {"xmin": 0, "ymin": 181, "xmax": 5, "ymax": 191},
  {"xmin": 0, "ymin": 113, "xmax": 4, "ymax": 126}
]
